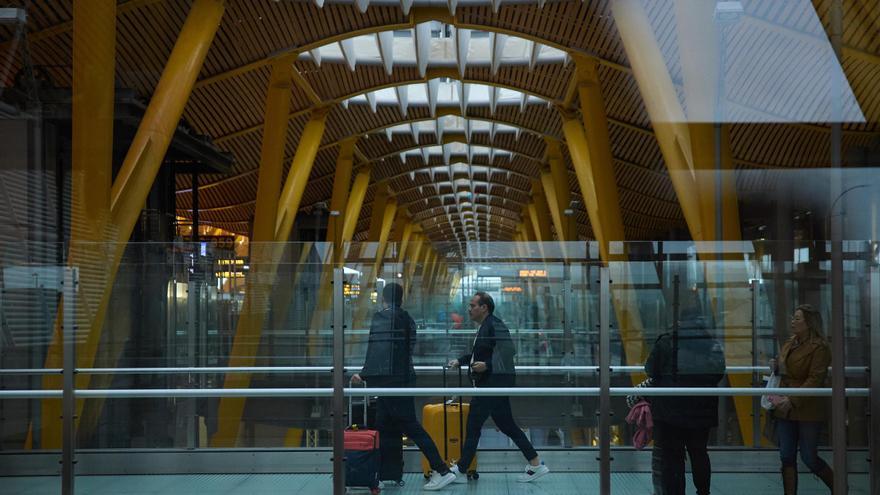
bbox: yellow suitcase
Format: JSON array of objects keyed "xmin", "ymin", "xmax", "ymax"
[{"xmin": 421, "ymin": 401, "xmax": 477, "ymax": 477}]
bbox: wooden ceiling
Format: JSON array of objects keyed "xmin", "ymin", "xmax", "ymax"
[{"xmin": 2, "ymin": 0, "xmax": 879, "ymax": 243}]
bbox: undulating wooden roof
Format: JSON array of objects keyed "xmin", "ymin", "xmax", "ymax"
[{"xmin": 2, "ymin": 0, "xmax": 878, "ymax": 243}]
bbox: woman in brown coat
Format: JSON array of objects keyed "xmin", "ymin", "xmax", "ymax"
[{"xmin": 769, "ymin": 304, "xmax": 833, "ymax": 493}]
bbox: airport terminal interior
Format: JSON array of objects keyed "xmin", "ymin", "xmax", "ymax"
[{"xmin": 0, "ymin": 0, "xmax": 878, "ymax": 493}]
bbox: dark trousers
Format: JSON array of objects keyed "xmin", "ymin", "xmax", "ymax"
[
  {"xmin": 652, "ymin": 421, "xmax": 712, "ymax": 495},
  {"xmin": 375, "ymin": 397, "xmax": 449, "ymax": 474},
  {"xmin": 456, "ymin": 396, "xmax": 538, "ymax": 472},
  {"xmin": 776, "ymin": 418, "xmax": 828, "ymax": 472}
]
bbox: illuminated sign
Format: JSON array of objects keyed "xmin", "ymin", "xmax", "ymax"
[
  {"xmin": 502, "ymin": 286, "xmax": 523, "ymax": 293},
  {"xmin": 518, "ymin": 269, "xmax": 547, "ymax": 278}
]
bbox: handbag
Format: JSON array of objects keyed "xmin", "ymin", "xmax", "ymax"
[
  {"xmin": 760, "ymin": 372, "xmax": 781, "ymax": 444},
  {"xmin": 760, "ymin": 372, "xmax": 781, "ymax": 410}
]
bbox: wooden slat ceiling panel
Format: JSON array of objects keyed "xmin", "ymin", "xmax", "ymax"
[
  {"xmin": 458, "ymin": 1, "xmax": 625, "ymax": 64},
  {"xmin": 597, "ymin": 66, "xmax": 652, "ymax": 128},
  {"xmin": 2, "ymin": 0, "xmax": 877, "ymax": 242},
  {"xmin": 186, "ymin": 66, "xmax": 271, "ymax": 139},
  {"xmin": 468, "ymin": 106, "xmax": 563, "ymax": 138}
]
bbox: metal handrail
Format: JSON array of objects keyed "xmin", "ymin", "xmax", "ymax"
[
  {"xmin": 0, "ymin": 386, "xmax": 869, "ymax": 400},
  {"xmin": 0, "ymin": 365, "xmax": 869, "ymax": 376}
]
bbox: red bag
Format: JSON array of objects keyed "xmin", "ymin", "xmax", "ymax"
[{"xmin": 344, "ymin": 427, "xmax": 379, "ymax": 451}]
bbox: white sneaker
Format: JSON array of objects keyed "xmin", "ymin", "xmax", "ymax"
[
  {"xmin": 423, "ymin": 471, "xmax": 456, "ymax": 491},
  {"xmin": 516, "ymin": 462, "xmax": 550, "ymax": 483},
  {"xmin": 449, "ymin": 465, "xmax": 468, "ymax": 484}
]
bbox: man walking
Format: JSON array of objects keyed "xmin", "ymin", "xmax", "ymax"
[
  {"xmin": 352, "ymin": 283, "xmax": 456, "ymax": 491},
  {"xmin": 447, "ymin": 291, "xmax": 549, "ymax": 483}
]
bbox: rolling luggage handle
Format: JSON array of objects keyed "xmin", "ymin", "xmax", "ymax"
[
  {"xmin": 441, "ymin": 365, "xmax": 466, "ymax": 473},
  {"xmin": 349, "ymin": 378, "xmax": 369, "ymax": 429}
]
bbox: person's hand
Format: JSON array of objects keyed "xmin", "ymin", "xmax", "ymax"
[
  {"xmin": 447, "ymin": 359, "xmax": 460, "ymax": 369},
  {"xmin": 768, "ymin": 358, "xmax": 778, "ymax": 373},
  {"xmin": 471, "ymin": 361, "xmax": 487, "ymax": 373},
  {"xmin": 351, "ymin": 373, "xmax": 363, "ymax": 385},
  {"xmin": 771, "ymin": 395, "xmax": 792, "ymax": 415}
]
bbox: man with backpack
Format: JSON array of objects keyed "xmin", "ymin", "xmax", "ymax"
[{"xmin": 352, "ymin": 283, "xmax": 456, "ymax": 491}]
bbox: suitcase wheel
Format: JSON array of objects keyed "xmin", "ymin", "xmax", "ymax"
[{"xmin": 468, "ymin": 471, "xmax": 479, "ymax": 480}]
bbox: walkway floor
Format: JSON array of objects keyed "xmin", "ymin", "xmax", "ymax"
[{"xmin": 0, "ymin": 472, "xmax": 868, "ymax": 494}]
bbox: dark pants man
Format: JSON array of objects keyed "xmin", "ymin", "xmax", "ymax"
[
  {"xmin": 652, "ymin": 421, "xmax": 712, "ymax": 495},
  {"xmin": 375, "ymin": 396, "xmax": 448, "ymax": 473},
  {"xmin": 456, "ymin": 396, "xmax": 538, "ymax": 472}
]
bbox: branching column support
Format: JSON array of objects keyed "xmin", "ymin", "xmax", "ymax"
[
  {"xmin": 544, "ymin": 138, "xmax": 571, "ymax": 241},
  {"xmin": 211, "ymin": 70, "xmax": 295, "ymax": 447},
  {"xmin": 613, "ymin": 0, "xmax": 750, "ymax": 442},
  {"xmin": 560, "ymin": 53, "xmax": 648, "ymax": 375},
  {"xmin": 212, "ymin": 106, "xmax": 328, "ymax": 447},
  {"xmin": 529, "ymin": 181, "xmax": 554, "ymax": 242},
  {"xmin": 41, "ymin": 0, "xmax": 226, "ymax": 448},
  {"xmin": 356, "ymin": 196, "xmax": 399, "ymax": 325}
]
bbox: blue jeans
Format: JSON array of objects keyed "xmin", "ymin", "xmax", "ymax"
[{"xmin": 776, "ymin": 418, "xmax": 828, "ymax": 473}]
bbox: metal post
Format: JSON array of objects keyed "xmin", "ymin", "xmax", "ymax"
[
  {"xmin": 750, "ymin": 279, "xmax": 761, "ymax": 447},
  {"xmin": 598, "ymin": 267, "xmax": 611, "ymax": 495},
  {"xmin": 829, "ymin": 1, "xmax": 847, "ymax": 492},
  {"xmin": 870, "ymin": 267, "xmax": 879, "ymax": 495},
  {"xmin": 61, "ymin": 267, "xmax": 78, "ymax": 495},
  {"xmin": 331, "ymin": 267, "xmax": 346, "ymax": 495}
]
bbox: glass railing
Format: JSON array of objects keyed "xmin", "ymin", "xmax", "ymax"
[{"xmin": 0, "ymin": 240, "xmax": 874, "ymax": 492}]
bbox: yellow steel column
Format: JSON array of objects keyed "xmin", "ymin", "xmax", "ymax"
[
  {"xmin": 72, "ymin": 0, "xmax": 114, "ymax": 235},
  {"xmin": 373, "ymin": 198, "xmax": 399, "ymax": 279},
  {"xmin": 672, "ymin": 0, "xmax": 750, "ymax": 444},
  {"xmin": 404, "ymin": 234, "xmax": 427, "ymax": 295},
  {"xmin": 38, "ymin": 0, "xmax": 117, "ymax": 449},
  {"xmin": 540, "ymin": 167, "xmax": 566, "ymax": 242},
  {"xmin": 544, "ymin": 138, "xmax": 571, "ymax": 240},
  {"xmin": 275, "ymin": 108, "xmax": 330, "ymax": 241},
  {"xmin": 614, "ymin": 0, "xmax": 751, "ymax": 443},
  {"xmin": 340, "ymin": 167, "xmax": 373, "ymax": 261},
  {"xmin": 610, "ymin": 0, "xmax": 705, "ymax": 242},
  {"xmin": 561, "ymin": 119, "xmax": 606, "ymax": 256},
  {"xmin": 356, "ymin": 197, "xmax": 398, "ymax": 325},
  {"xmin": 111, "ymin": 0, "xmax": 225, "ymax": 234},
  {"xmin": 43, "ymin": 0, "xmax": 226, "ymax": 448},
  {"xmin": 272, "ymin": 135, "xmax": 356, "ymax": 445},
  {"xmin": 561, "ymin": 113, "xmax": 646, "ymax": 375},
  {"xmin": 397, "ymin": 220, "xmax": 415, "ymax": 265},
  {"xmin": 211, "ymin": 56, "xmax": 296, "ymax": 448},
  {"xmin": 327, "ymin": 138, "xmax": 358, "ymax": 249},
  {"xmin": 212, "ymin": 108, "xmax": 328, "ymax": 447},
  {"xmin": 529, "ymin": 180, "xmax": 553, "ymax": 241},
  {"xmin": 307, "ymin": 163, "xmax": 372, "ymax": 362}
]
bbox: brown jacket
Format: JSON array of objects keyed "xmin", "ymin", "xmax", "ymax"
[{"xmin": 775, "ymin": 334, "xmax": 831, "ymax": 422}]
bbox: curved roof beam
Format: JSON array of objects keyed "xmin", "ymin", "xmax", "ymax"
[
  {"xmin": 388, "ymin": 178, "xmax": 531, "ymax": 202},
  {"xmin": 341, "ymin": 80, "xmax": 551, "ymax": 116},
  {"xmin": 412, "ymin": 204, "xmax": 522, "ymax": 224},
  {"xmin": 193, "ymin": 12, "xmax": 630, "ymax": 91},
  {"xmin": 212, "ymin": 75, "xmax": 561, "ymax": 145},
  {"xmin": 367, "ymin": 114, "xmax": 543, "ymax": 143},
  {"xmin": 381, "ymin": 161, "xmax": 532, "ymax": 184},
  {"xmin": 368, "ymin": 142, "xmax": 542, "ymax": 168},
  {"xmin": 301, "ymin": 23, "xmax": 569, "ymax": 77}
]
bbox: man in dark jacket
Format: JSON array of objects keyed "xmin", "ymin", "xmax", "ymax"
[
  {"xmin": 646, "ymin": 302, "xmax": 726, "ymax": 495},
  {"xmin": 352, "ymin": 283, "xmax": 455, "ymax": 491},
  {"xmin": 447, "ymin": 292, "xmax": 549, "ymax": 483}
]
